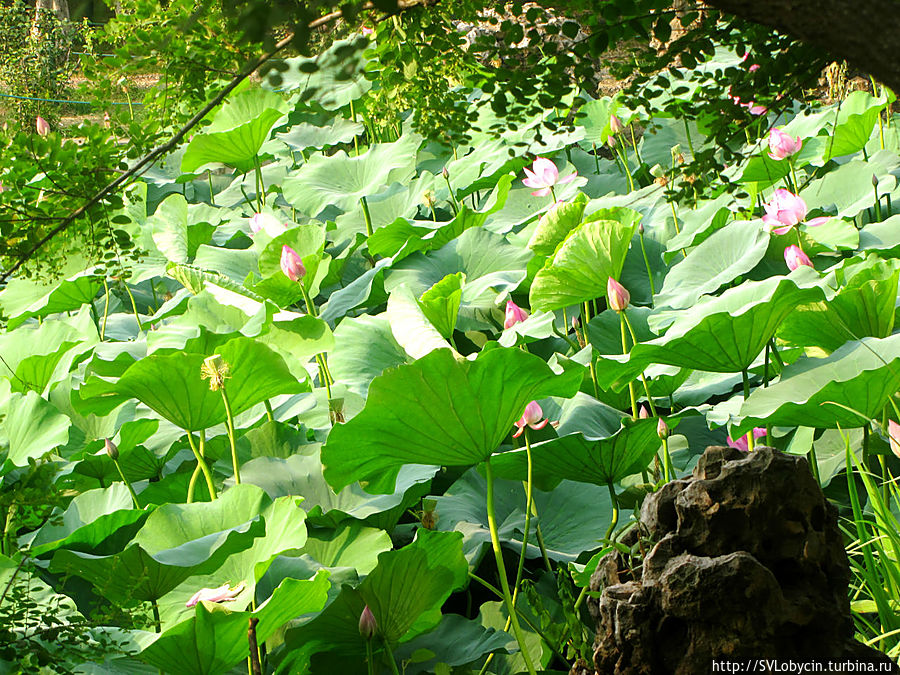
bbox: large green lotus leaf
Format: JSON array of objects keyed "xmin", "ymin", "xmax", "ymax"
[
  {"xmin": 491, "ymin": 417, "xmax": 667, "ymax": 488},
  {"xmin": 734, "ymin": 334, "xmax": 900, "ymax": 435},
  {"xmin": 181, "ymin": 88, "xmax": 288, "ymax": 173},
  {"xmin": 394, "ymin": 614, "xmax": 515, "ymax": 675},
  {"xmin": 9, "ymin": 340, "xmax": 77, "ymax": 395},
  {"xmin": 26, "ymin": 484, "xmax": 146, "ymax": 557},
  {"xmin": 432, "ymin": 467, "xmax": 619, "ymax": 565},
  {"xmin": 575, "ymin": 95, "xmax": 616, "ymax": 145},
  {"xmin": 663, "ymin": 193, "xmax": 734, "ymax": 257},
  {"xmin": 282, "ymin": 133, "xmax": 421, "ymax": 215},
  {"xmin": 632, "ymin": 271, "xmax": 825, "ymax": 375},
  {"xmin": 117, "ymin": 336, "xmax": 302, "ymax": 430},
  {"xmin": 168, "ymin": 263, "xmax": 264, "ymax": 305},
  {"xmin": 321, "ymin": 347, "xmax": 582, "ymax": 494},
  {"xmin": 655, "ymin": 220, "xmax": 769, "ymax": 310},
  {"xmin": 301, "ymin": 521, "xmax": 393, "ymax": 576},
  {"xmin": 146, "ymin": 193, "xmax": 215, "ymax": 264},
  {"xmin": 239, "ymin": 454, "xmax": 436, "ymax": 529},
  {"xmin": 257, "ymin": 314, "xmax": 334, "ymax": 383},
  {"xmin": 386, "ymin": 284, "xmax": 456, "ymax": 360},
  {"xmin": 739, "ymin": 152, "xmax": 792, "ymax": 186},
  {"xmin": 0, "ymin": 306, "xmax": 97, "ymax": 382},
  {"xmin": 859, "ymin": 213, "xmax": 900, "ymax": 255},
  {"xmin": 280, "ymin": 530, "xmax": 466, "ymax": 668},
  {"xmin": 418, "ymin": 272, "xmax": 464, "ymax": 340},
  {"xmin": 50, "ymin": 484, "xmax": 270, "ymax": 603},
  {"xmin": 190, "ymin": 246, "xmax": 260, "ymax": 287},
  {"xmin": 328, "ymin": 315, "xmax": 410, "ymax": 398},
  {"xmin": 276, "ymin": 116, "xmax": 364, "ymax": 151},
  {"xmin": 271, "ymin": 38, "xmax": 372, "ymax": 109},
  {"xmin": 803, "ymin": 151, "xmax": 900, "ymax": 219},
  {"xmin": 527, "ymin": 193, "xmax": 589, "ymax": 256},
  {"xmin": 777, "ymin": 256, "xmax": 899, "ymax": 353},
  {"xmin": 68, "ymin": 418, "xmax": 169, "ymax": 487},
  {"xmin": 157, "ymin": 495, "xmax": 309, "ymax": 627},
  {"xmin": 333, "ymin": 175, "xmax": 436, "ymax": 245},
  {"xmin": 824, "ymin": 90, "xmax": 889, "ymax": 160},
  {"xmin": 319, "ymin": 257, "xmax": 393, "ymax": 325},
  {"xmin": 139, "ymin": 570, "xmax": 330, "ymax": 675},
  {"xmin": 2, "ymin": 390, "xmax": 70, "ymax": 468},
  {"xmin": 0, "ymin": 266, "xmax": 102, "ymax": 330},
  {"xmin": 529, "ymin": 217, "xmax": 637, "ymax": 312}
]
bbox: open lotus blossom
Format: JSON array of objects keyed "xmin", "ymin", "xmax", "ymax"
[
  {"xmin": 35, "ymin": 116, "xmax": 50, "ymax": 137},
  {"xmin": 889, "ymin": 419, "xmax": 900, "ymax": 460},
  {"xmin": 186, "ymin": 582, "xmax": 245, "ymax": 608},
  {"xmin": 249, "ymin": 212, "xmax": 287, "ymax": 237},
  {"xmin": 522, "ymin": 157, "xmax": 576, "ymax": 197},
  {"xmin": 767, "ymin": 128, "xmax": 802, "ymax": 161},
  {"xmin": 784, "ymin": 245, "xmax": 814, "ymax": 271},
  {"xmin": 762, "ymin": 189, "xmax": 829, "ymax": 235},
  {"xmin": 359, "ymin": 605, "xmax": 377, "ymax": 638},
  {"xmin": 504, "ymin": 299, "xmax": 528, "ymax": 329},
  {"xmin": 726, "ymin": 427, "xmax": 766, "ymax": 452},
  {"xmin": 513, "ymin": 400, "xmax": 548, "ymax": 438},
  {"xmin": 280, "ymin": 245, "xmax": 306, "ymax": 282},
  {"xmin": 607, "ymin": 277, "xmax": 630, "ymax": 312}
]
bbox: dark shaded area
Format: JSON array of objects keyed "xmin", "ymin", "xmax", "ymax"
[{"xmin": 588, "ymin": 445, "xmax": 898, "ymax": 674}]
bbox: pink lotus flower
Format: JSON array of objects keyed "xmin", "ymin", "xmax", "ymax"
[
  {"xmin": 609, "ymin": 114, "xmax": 625, "ymax": 135},
  {"xmin": 638, "ymin": 405, "xmax": 650, "ymax": 419},
  {"xmin": 767, "ymin": 128, "xmax": 802, "ymax": 161},
  {"xmin": 513, "ymin": 401, "xmax": 548, "ymax": 438},
  {"xmin": 607, "ymin": 277, "xmax": 630, "ymax": 312},
  {"xmin": 522, "ymin": 157, "xmax": 576, "ymax": 197},
  {"xmin": 741, "ymin": 51, "xmax": 760, "ymax": 72},
  {"xmin": 35, "ymin": 116, "xmax": 50, "ymax": 137},
  {"xmin": 762, "ymin": 189, "xmax": 829, "ymax": 235},
  {"xmin": 784, "ymin": 245, "xmax": 813, "ymax": 271},
  {"xmin": 726, "ymin": 427, "xmax": 766, "ymax": 452},
  {"xmin": 280, "ymin": 245, "xmax": 306, "ymax": 282},
  {"xmin": 186, "ymin": 582, "xmax": 245, "ymax": 608},
  {"xmin": 249, "ymin": 213, "xmax": 287, "ymax": 236},
  {"xmin": 360, "ymin": 25, "xmax": 375, "ymax": 37},
  {"xmin": 504, "ymin": 299, "xmax": 528, "ymax": 329},
  {"xmin": 889, "ymin": 419, "xmax": 900, "ymax": 460},
  {"xmin": 359, "ymin": 605, "xmax": 377, "ymax": 638},
  {"xmin": 657, "ymin": 417, "xmax": 669, "ymax": 440}
]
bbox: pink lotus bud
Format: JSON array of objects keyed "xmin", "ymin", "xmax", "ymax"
[
  {"xmin": 280, "ymin": 245, "xmax": 306, "ymax": 282},
  {"xmin": 638, "ymin": 405, "xmax": 650, "ymax": 419},
  {"xmin": 359, "ymin": 605, "xmax": 377, "ymax": 639},
  {"xmin": 104, "ymin": 438, "xmax": 119, "ymax": 461},
  {"xmin": 607, "ymin": 277, "xmax": 630, "ymax": 312},
  {"xmin": 767, "ymin": 128, "xmax": 802, "ymax": 161},
  {"xmin": 609, "ymin": 114, "xmax": 625, "ymax": 135},
  {"xmin": 35, "ymin": 116, "xmax": 50, "ymax": 137},
  {"xmin": 889, "ymin": 420, "xmax": 900, "ymax": 460},
  {"xmin": 504, "ymin": 299, "xmax": 528, "ymax": 329},
  {"xmin": 873, "ymin": 174, "xmax": 880, "ymax": 188},
  {"xmin": 784, "ymin": 245, "xmax": 813, "ymax": 271},
  {"xmin": 513, "ymin": 400, "xmax": 549, "ymax": 438},
  {"xmin": 657, "ymin": 417, "xmax": 669, "ymax": 440},
  {"xmin": 726, "ymin": 427, "xmax": 766, "ymax": 452}
]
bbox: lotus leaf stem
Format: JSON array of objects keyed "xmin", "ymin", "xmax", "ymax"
[
  {"xmin": 186, "ymin": 431, "xmax": 216, "ymax": 501},
  {"xmin": 220, "ymin": 386, "xmax": 241, "ymax": 485},
  {"xmin": 604, "ymin": 482, "xmax": 619, "ymax": 543}
]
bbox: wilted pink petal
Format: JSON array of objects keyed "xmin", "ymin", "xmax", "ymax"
[
  {"xmin": 186, "ymin": 582, "xmax": 245, "ymax": 608},
  {"xmin": 784, "ymin": 245, "xmax": 813, "ymax": 271},
  {"xmin": 504, "ymin": 299, "xmax": 528, "ymax": 330},
  {"xmin": 726, "ymin": 427, "xmax": 766, "ymax": 452},
  {"xmin": 805, "ymin": 216, "xmax": 830, "ymax": 227},
  {"xmin": 767, "ymin": 128, "xmax": 802, "ymax": 161},
  {"xmin": 280, "ymin": 245, "xmax": 306, "ymax": 282},
  {"xmin": 607, "ymin": 277, "xmax": 630, "ymax": 312}
]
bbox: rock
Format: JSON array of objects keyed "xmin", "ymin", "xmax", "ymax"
[{"xmin": 588, "ymin": 446, "xmax": 898, "ymax": 674}]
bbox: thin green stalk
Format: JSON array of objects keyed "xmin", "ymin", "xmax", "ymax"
[
  {"xmin": 151, "ymin": 600, "xmax": 161, "ymax": 632},
  {"xmin": 591, "ymin": 142, "xmax": 601, "ymax": 173},
  {"xmin": 383, "ymin": 638, "xmax": 401, "ymax": 675},
  {"xmin": 89, "ymin": 300, "xmax": 102, "ymax": 336},
  {"xmin": 638, "ymin": 227, "xmax": 656, "ymax": 297},
  {"xmin": 208, "ymin": 170, "xmax": 216, "ymax": 206},
  {"xmin": 621, "ymin": 314, "xmax": 638, "ymax": 419},
  {"xmin": 790, "ymin": 163, "xmax": 800, "ymax": 196},
  {"xmin": 484, "ymin": 458, "xmax": 538, "ymax": 675},
  {"xmin": 742, "ymin": 370, "xmax": 755, "ymax": 451},
  {"xmin": 186, "ymin": 432, "xmax": 216, "ymax": 501},
  {"xmin": 221, "ymin": 387, "xmax": 240, "ymax": 485},
  {"xmin": 360, "ymin": 195, "xmax": 374, "ymax": 237},
  {"xmin": 623, "ymin": 313, "xmax": 657, "ymax": 417},
  {"xmin": 254, "ymin": 155, "xmax": 265, "ymax": 209},
  {"xmin": 365, "ymin": 639, "xmax": 375, "ymax": 675},
  {"xmin": 769, "ymin": 338, "xmax": 785, "ymax": 372},
  {"xmin": 512, "ymin": 431, "xmax": 535, "ymax": 605},
  {"xmin": 630, "ymin": 124, "xmax": 643, "ymax": 165},
  {"xmin": 101, "ymin": 278, "xmax": 110, "ymax": 340},
  {"xmin": 549, "ymin": 186, "xmax": 557, "ymax": 202},
  {"xmin": 583, "ymin": 302, "xmax": 600, "ymax": 398},
  {"xmin": 264, "ymin": 400, "xmax": 274, "ymax": 422},
  {"xmin": 443, "ymin": 173, "xmax": 460, "ymax": 215},
  {"xmin": 552, "ymin": 326, "xmax": 580, "ymax": 351},
  {"xmin": 617, "ymin": 146, "xmax": 635, "ymax": 192},
  {"xmin": 661, "ymin": 436, "xmax": 672, "ymax": 483},
  {"xmin": 187, "ymin": 464, "xmax": 201, "ymax": 504},
  {"xmin": 604, "ymin": 482, "xmax": 619, "ymax": 542},
  {"xmin": 874, "ymin": 183, "xmax": 883, "ymax": 222},
  {"xmin": 350, "ymin": 100, "xmax": 360, "ymax": 157},
  {"xmin": 122, "ymin": 281, "xmax": 142, "ymax": 332},
  {"xmin": 682, "ymin": 118, "xmax": 695, "ymax": 158},
  {"xmin": 113, "ymin": 458, "xmax": 140, "ymax": 509}
]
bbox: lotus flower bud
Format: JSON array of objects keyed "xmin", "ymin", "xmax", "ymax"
[
  {"xmin": 639, "ymin": 223, "xmax": 645, "ymax": 235},
  {"xmin": 442, "ymin": 167, "xmax": 449, "ymax": 180},
  {"xmin": 504, "ymin": 299, "xmax": 528, "ymax": 329},
  {"xmin": 35, "ymin": 116, "xmax": 50, "ymax": 137},
  {"xmin": 607, "ymin": 277, "xmax": 630, "ymax": 312},
  {"xmin": 359, "ymin": 605, "xmax": 377, "ymax": 639},
  {"xmin": 280, "ymin": 245, "xmax": 306, "ymax": 282},
  {"xmin": 889, "ymin": 419, "xmax": 900, "ymax": 460},
  {"xmin": 105, "ymin": 438, "xmax": 119, "ymax": 461},
  {"xmin": 657, "ymin": 417, "xmax": 669, "ymax": 440},
  {"xmin": 638, "ymin": 405, "xmax": 650, "ymax": 419},
  {"xmin": 609, "ymin": 114, "xmax": 625, "ymax": 135},
  {"xmin": 873, "ymin": 174, "xmax": 880, "ymax": 188}
]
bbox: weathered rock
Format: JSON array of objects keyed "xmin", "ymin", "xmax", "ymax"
[{"xmin": 589, "ymin": 446, "xmax": 898, "ymax": 674}]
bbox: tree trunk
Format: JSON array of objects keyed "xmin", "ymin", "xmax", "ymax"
[{"xmin": 704, "ymin": 0, "xmax": 900, "ymax": 93}]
